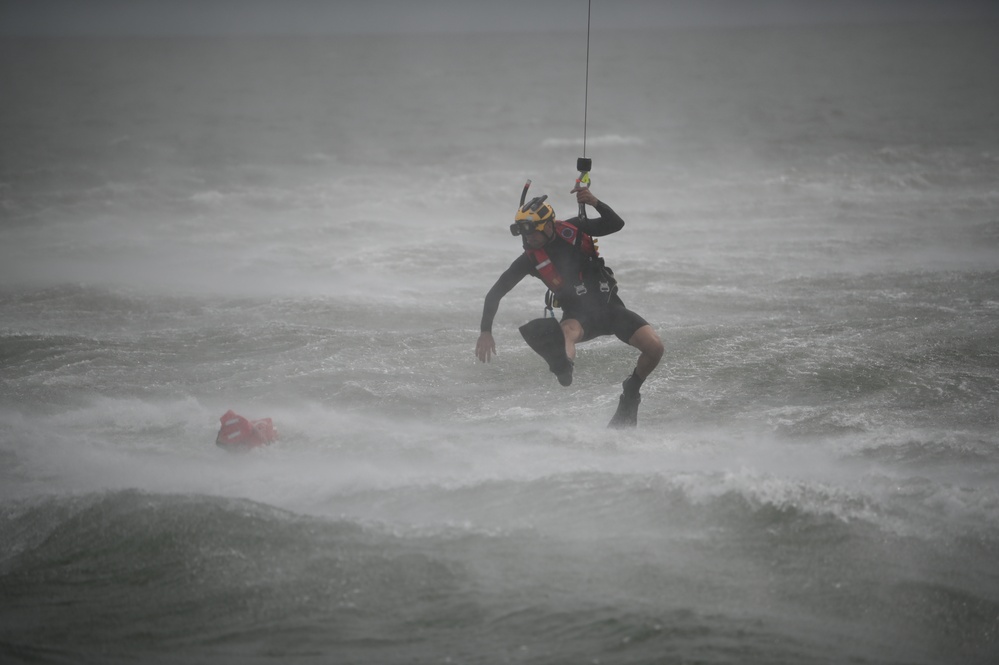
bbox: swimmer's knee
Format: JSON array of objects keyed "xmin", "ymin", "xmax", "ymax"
[
  {"xmin": 649, "ymin": 337, "xmax": 664, "ymax": 362},
  {"xmin": 560, "ymin": 319, "xmax": 584, "ymax": 343},
  {"xmin": 633, "ymin": 325, "xmax": 664, "ymax": 360}
]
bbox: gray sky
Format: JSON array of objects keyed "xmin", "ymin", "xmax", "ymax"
[{"xmin": 2, "ymin": 0, "xmax": 998, "ymax": 35}]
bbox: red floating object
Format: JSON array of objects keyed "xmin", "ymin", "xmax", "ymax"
[{"xmin": 216, "ymin": 410, "xmax": 279, "ymax": 451}]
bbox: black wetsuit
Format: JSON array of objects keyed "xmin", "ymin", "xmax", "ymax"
[{"xmin": 480, "ymin": 200, "xmax": 649, "ymax": 343}]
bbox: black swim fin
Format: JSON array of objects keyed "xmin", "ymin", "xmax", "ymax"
[
  {"xmin": 519, "ymin": 317, "xmax": 573, "ymax": 386},
  {"xmin": 608, "ymin": 376, "xmax": 641, "ymax": 428}
]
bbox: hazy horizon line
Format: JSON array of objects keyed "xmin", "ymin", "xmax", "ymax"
[{"xmin": 3, "ymin": 0, "xmax": 998, "ymax": 37}]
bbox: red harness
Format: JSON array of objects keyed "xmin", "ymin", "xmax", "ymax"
[{"xmin": 524, "ymin": 220, "xmax": 599, "ymax": 293}]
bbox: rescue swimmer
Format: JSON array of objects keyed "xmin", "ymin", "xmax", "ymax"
[{"xmin": 475, "ymin": 182, "xmax": 664, "ymax": 428}]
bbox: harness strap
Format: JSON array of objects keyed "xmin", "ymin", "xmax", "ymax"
[{"xmin": 526, "ymin": 220, "xmax": 615, "ymax": 309}]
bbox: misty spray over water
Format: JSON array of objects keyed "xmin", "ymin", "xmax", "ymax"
[{"xmin": 2, "ymin": 19, "xmax": 998, "ymax": 665}]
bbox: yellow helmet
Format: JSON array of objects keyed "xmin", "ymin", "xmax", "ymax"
[{"xmin": 510, "ymin": 195, "xmax": 555, "ymax": 236}]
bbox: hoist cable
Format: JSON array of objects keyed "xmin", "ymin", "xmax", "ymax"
[{"xmin": 583, "ymin": 0, "xmax": 592, "ymax": 158}]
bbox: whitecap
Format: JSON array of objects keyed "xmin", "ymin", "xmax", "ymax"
[{"xmin": 188, "ymin": 190, "xmax": 227, "ymax": 204}]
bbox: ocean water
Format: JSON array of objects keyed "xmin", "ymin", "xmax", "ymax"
[{"xmin": 2, "ymin": 22, "xmax": 999, "ymax": 664}]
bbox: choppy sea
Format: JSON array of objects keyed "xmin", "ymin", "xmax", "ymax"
[{"xmin": 2, "ymin": 21, "xmax": 998, "ymax": 665}]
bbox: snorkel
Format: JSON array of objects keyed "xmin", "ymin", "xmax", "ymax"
[{"xmin": 519, "ymin": 178, "xmax": 532, "ymax": 208}]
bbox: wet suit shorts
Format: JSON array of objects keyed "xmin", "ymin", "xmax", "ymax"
[{"xmin": 563, "ymin": 295, "xmax": 649, "ymax": 343}]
